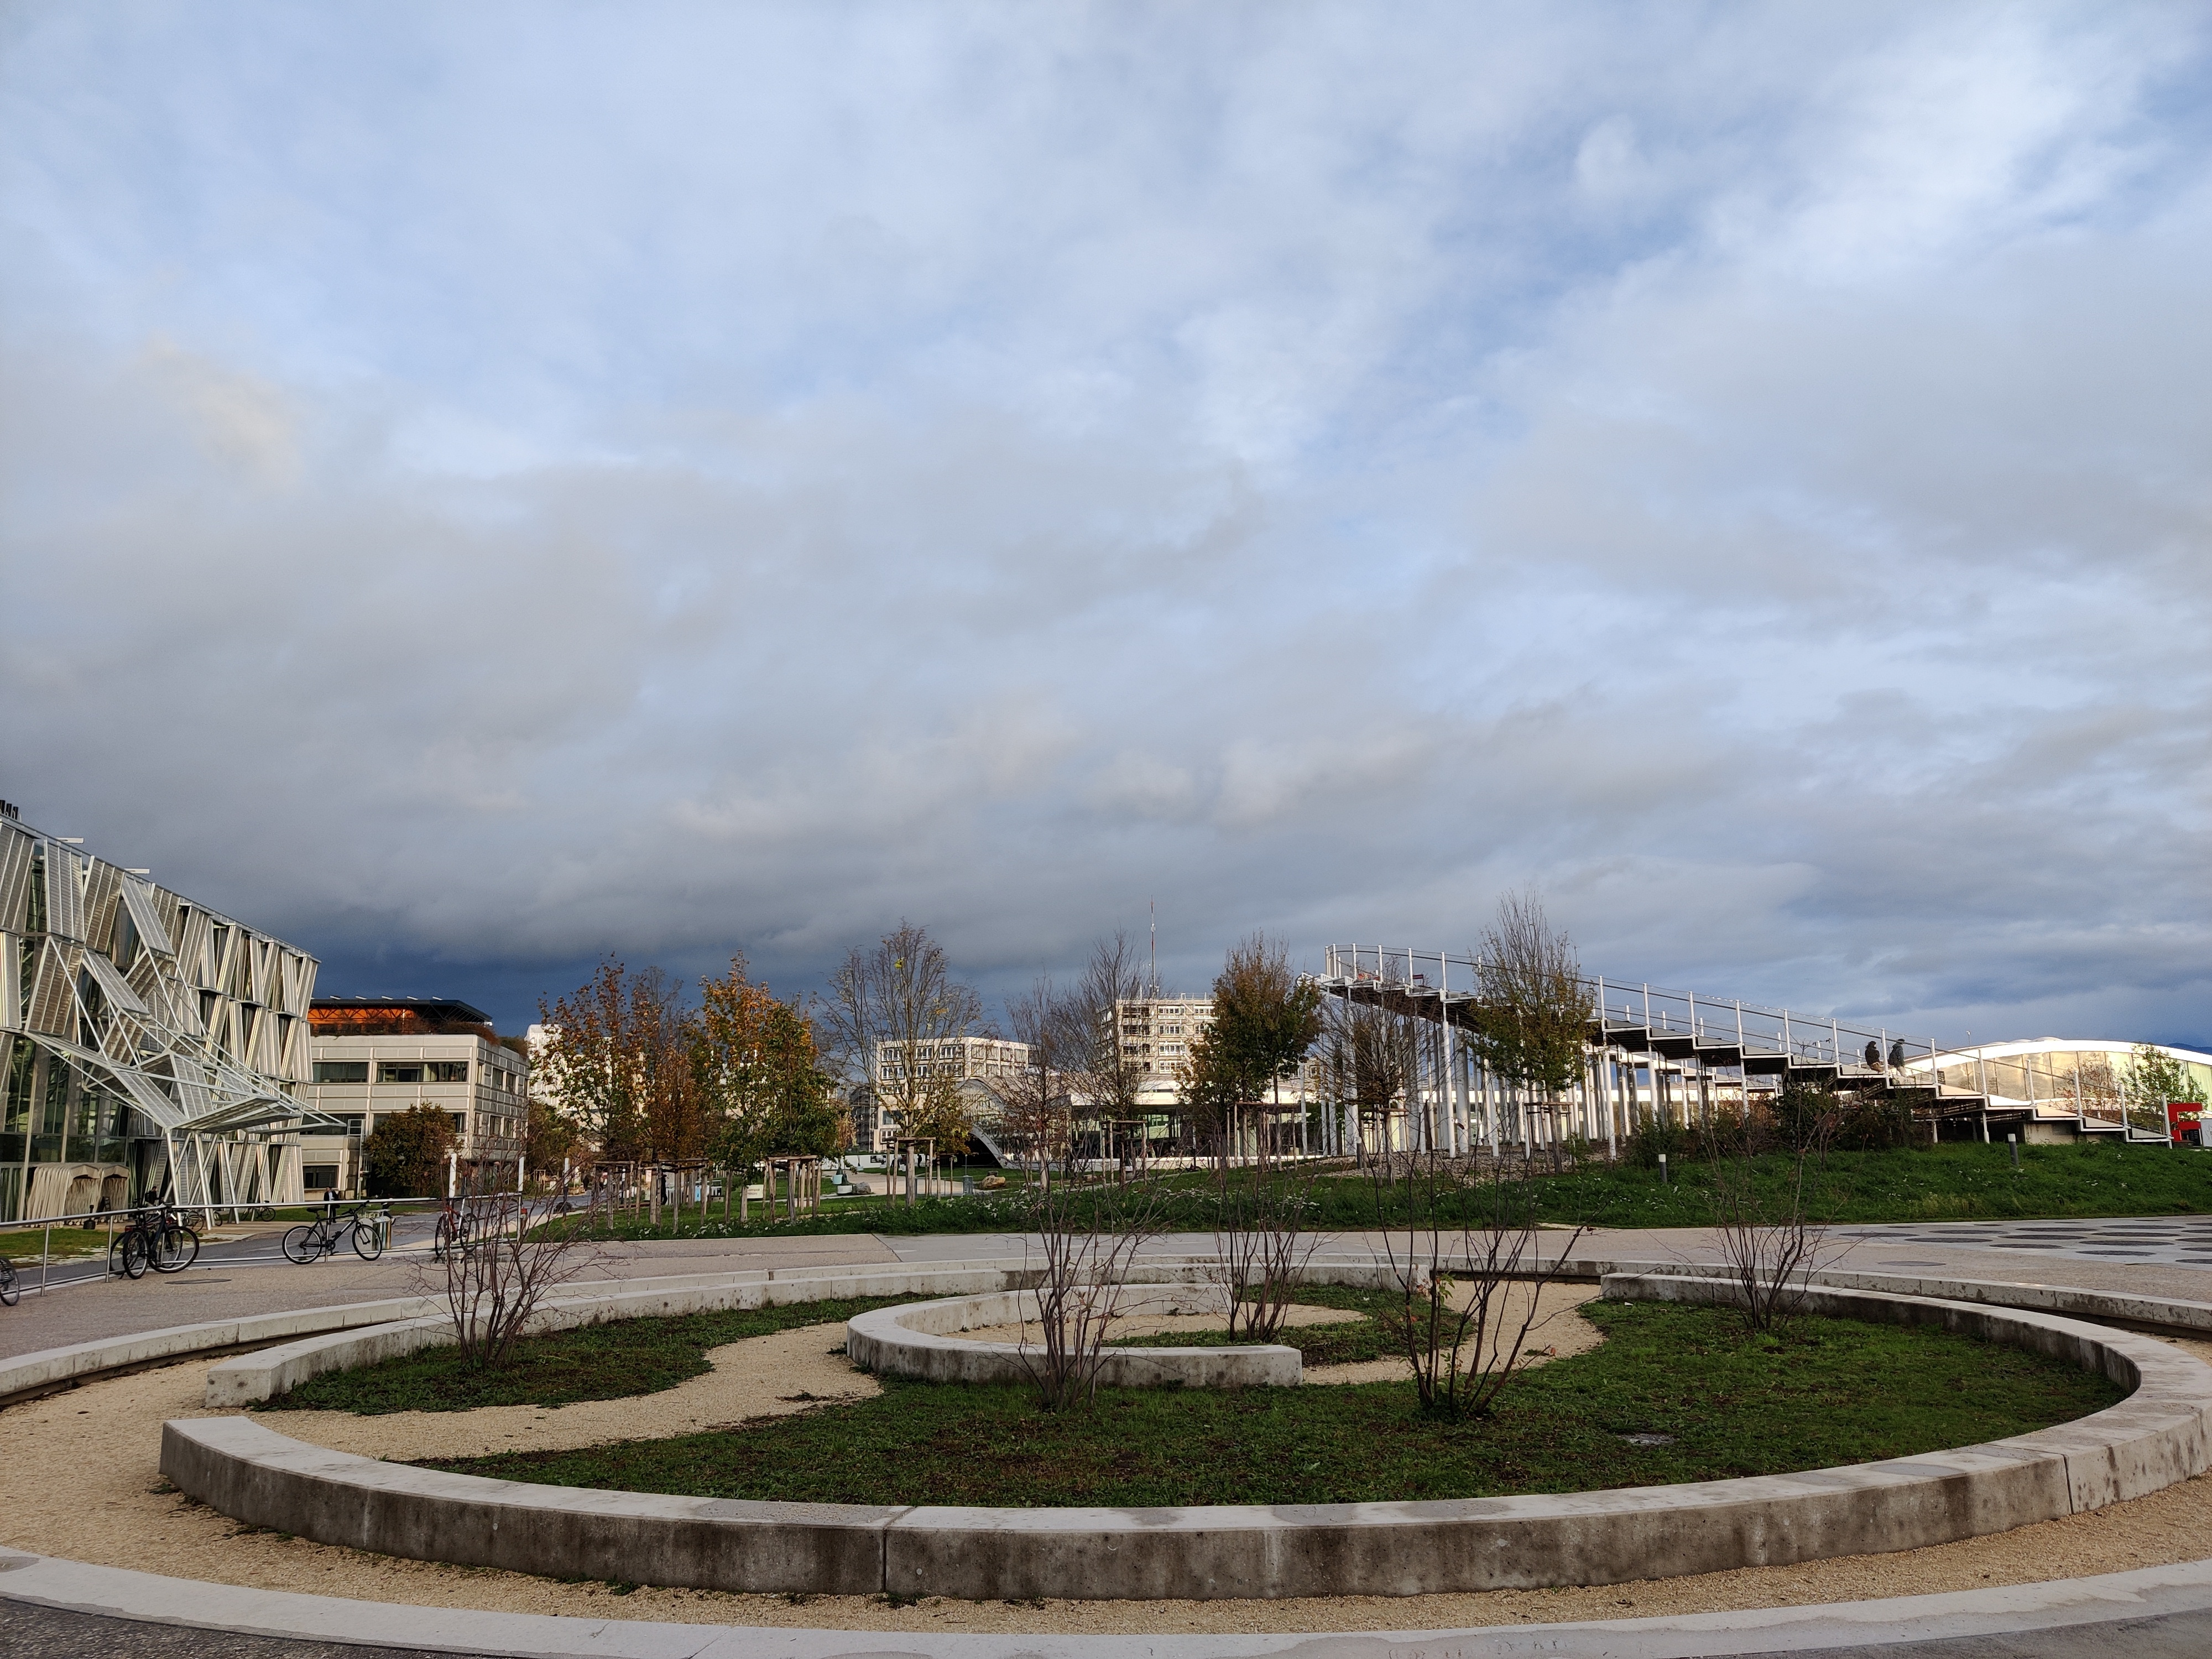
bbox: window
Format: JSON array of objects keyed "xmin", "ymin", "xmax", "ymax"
[
  {"xmin": 314, "ymin": 1061, "xmax": 369, "ymax": 1084},
  {"xmin": 379, "ymin": 1063, "xmax": 424, "ymax": 1084},
  {"xmin": 428, "ymin": 1061, "xmax": 469, "ymax": 1083},
  {"xmin": 339, "ymin": 1115, "xmax": 366, "ymax": 1135},
  {"xmin": 302, "ymin": 1165, "xmax": 340, "ymax": 1190},
  {"xmin": 450, "ymin": 1114, "xmax": 467, "ymax": 1136}
]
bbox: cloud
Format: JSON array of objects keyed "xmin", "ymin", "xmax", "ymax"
[{"xmin": 1, "ymin": 2, "xmax": 2206, "ymax": 1045}]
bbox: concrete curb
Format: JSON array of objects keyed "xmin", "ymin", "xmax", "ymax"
[
  {"xmin": 160, "ymin": 1282, "xmax": 2212, "ymax": 1599},
  {"xmin": 845, "ymin": 1284, "xmax": 1300, "ymax": 1388},
  {"xmin": 7, "ymin": 1545, "xmax": 2212, "ymax": 1656}
]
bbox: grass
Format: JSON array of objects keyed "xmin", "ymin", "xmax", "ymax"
[
  {"xmin": 1532, "ymin": 1140, "xmax": 2212, "ymax": 1227},
  {"xmin": 259, "ymin": 1295, "xmax": 921, "ymax": 1415},
  {"xmin": 544, "ymin": 1143, "xmax": 2212, "ymax": 1244},
  {"xmin": 0, "ymin": 1225, "xmax": 116, "ymax": 1261},
  {"xmin": 421, "ymin": 1300, "xmax": 2121, "ymax": 1507}
]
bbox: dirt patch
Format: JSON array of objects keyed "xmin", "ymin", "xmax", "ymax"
[
  {"xmin": 2, "ymin": 1323, "xmax": 2204, "ymax": 1634},
  {"xmin": 269, "ymin": 1323, "xmax": 878, "ymax": 1462},
  {"xmin": 1307, "ymin": 1279, "xmax": 1602, "ymax": 1385}
]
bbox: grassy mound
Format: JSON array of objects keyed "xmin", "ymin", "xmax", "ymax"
[
  {"xmin": 421, "ymin": 1301, "xmax": 2122, "ymax": 1506},
  {"xmin": 550, "ymin": 1143, "xmax": 2212, "ymax": 1243}
]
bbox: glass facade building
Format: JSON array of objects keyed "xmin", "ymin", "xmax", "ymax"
[{"xmin": 0, "ymin": 805, "xmax": 328, "ymax": 1221}]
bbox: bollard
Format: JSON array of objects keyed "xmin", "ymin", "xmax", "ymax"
[
  {"xmin": 2008, "ymin": 1133, "xmax": 2020, "ymax": 1170},
  {"xmin": 41, "ymin": 1222, "xmax": 51, "ymax": 1293},
  {"xmin": 1657, "ymin": 1153, "xmax": 1669, "ymax": 1185}
]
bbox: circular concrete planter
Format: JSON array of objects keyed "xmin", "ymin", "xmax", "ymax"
[
  {"xmin": 159, "ymin": 1275, "xmax": 2212, "ymax": 1600},
  {"xmin": 844, "ymin": 1284, "xmax": 1300, "ymax": 1388}
]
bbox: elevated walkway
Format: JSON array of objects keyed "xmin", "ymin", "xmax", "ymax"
[{"xmin": 1313, "ymin": 945, "xmax": 1993, "ymax": 1123}]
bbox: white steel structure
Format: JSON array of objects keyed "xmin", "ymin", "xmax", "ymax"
[
  {"xmin": 0, "ymin": 804, "xmax": 335, "ymax": 1220},
  {"xmin": 1311, "ymin": 944, "xmax": 1987, "ymax": 1159}
]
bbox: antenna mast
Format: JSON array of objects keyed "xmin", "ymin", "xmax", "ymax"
[{"xmin": 1150, "ymin": 900, "xmax": 1158, "ymax": 997}]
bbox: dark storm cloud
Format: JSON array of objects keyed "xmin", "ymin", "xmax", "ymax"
[{"xmin": 1, "ymin": 3, "xmax": 2205, "ymax": 1043}]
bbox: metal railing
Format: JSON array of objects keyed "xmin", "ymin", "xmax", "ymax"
[
  {"xmin": 0, "ymin": 1192, "xmax": 529, "ymax": 1299},
  {"xmin": 1318, "ymin": 943, "xmax": 1941, "ymax": 1078}
]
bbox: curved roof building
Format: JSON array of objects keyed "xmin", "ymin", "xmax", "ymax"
[{"xmin": 1902, "ymin": 1039, "xmax": 2212, "ymax": 1142}]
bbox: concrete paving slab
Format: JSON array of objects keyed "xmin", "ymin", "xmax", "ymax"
[{"xmin": 8, "ymin": 1548, "xmax": 2212, "ymax": 1657}]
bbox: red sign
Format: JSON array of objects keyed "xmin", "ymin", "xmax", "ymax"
[{"xmin": 2167, "ymin": 1102, "xmax": 2207, "ymax": 1145}]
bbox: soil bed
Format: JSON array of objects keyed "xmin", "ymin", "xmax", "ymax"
[{"xmin": 424, "ymin": 1301, "xmax": 2122, "ymax": 1507}]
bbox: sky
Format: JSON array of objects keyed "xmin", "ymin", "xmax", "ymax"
[{"xmin": 2, "ymin": 2, "xmax": 2207, "ymax": 1047}]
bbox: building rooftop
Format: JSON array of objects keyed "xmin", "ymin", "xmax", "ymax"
[
  {"xmin": 309, "ymin": 997, "xmax": 498, "ymax": 1038},
  {"xmin": 312, "ymin": 995, "xmax": 493, "ymax": 1023}
]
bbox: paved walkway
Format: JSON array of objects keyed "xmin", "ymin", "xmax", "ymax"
[
  {"xmin": 13, "ymin": 1218, "xmax": 2212, "ymax": 1360},
  {"xmin": 5, "ymin": 1550, "xmax": 2212, "ymax": 1657}
]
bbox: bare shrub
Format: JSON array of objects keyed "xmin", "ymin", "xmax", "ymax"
[
  {"xmin": 1211, "ymin": 1161, "xmax": 1322, "ymax": 1341},
  {"xmin": 426, "ymin": 1191, "xmax": 599, "ymax": 1370},
  {"xmin": 1703, "ymin": 1104, "xmax": 1836, "ymax": 1333},
  {"xmin": 1373, "ymin": 1150, "xmax": 1588, "ymax": 1417},
  {"xmin": 1019, "ymin": 1170, "xmax": 1161, "ymax": 1411}
]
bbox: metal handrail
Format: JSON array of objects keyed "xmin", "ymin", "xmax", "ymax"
[
  {"xmin": 1317, "ymin": 942, "xmax": 1942, "ymax": 1076},
  {"xmin": 0, "ymin": 1190, "xmax": 535, "ymax": 1300}
]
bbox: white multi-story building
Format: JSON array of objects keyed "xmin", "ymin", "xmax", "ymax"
[
  {"xmin": 299, "ymin": 997, "xmax": 529, "ymax": 1196},
  {"xmin": 866, "ymin": 1035, "xmax": 1030, "ymax": 1153},
  {"xmin": 1111, "ymin": 996, "xmax": 1213, "ymax": 1107}
]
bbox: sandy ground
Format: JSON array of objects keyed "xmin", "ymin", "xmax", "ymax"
[
  {"xmin": 8, "ymin": 1300, "xmax": 2205, "ymax": 1633},
  {"xmin": 915, "ymin": 1282, "xmax": 1602, "ymax": 1387},
  {"xmin": 269, "ymin": 1324, "xmax": 880, "ymax": 1462}
]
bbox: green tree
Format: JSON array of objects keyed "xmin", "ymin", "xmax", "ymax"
[
  {"xmin": 362, "ymin": 1104, "xmax": 458, "ymax": 1198},
  {"xmin": 523, "ymin": 1092, "xmax": 583, "ymax": 1179},
  {"xmin": 535, "ymin": 959, "xmax": 702, "ymax": 1164},
  {"xmin": 1194, "ymin": 933, "xmax": 1324, "ymax": 1162},
  {"xmin": 695, "ymin": 955, "xmax": 840, "ymax": 1168},
  {"xmin": 2125, "ymin": 1044, "xmax": 2206, "ymax": 1134}
]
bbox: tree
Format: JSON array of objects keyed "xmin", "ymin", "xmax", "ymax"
[
  {"xmin": 996, "ymin": 973, "xmax": 1077, "ymax": 1182},
  {"xmin": 630, "ymin": 966, "xmax": 705, "ymax": 1162},
  {"xmin": 1470, "ymin": 891, "xmax": 1587, "ymax": 1156},
  {"xmin": 695, "ymin": 954, "xmax": 839, "ymax": 1170},
  {"xmin": 1068, "ymin": 932, "xmax": 1149, "ymax": 1142},
  {"xmin": 535, "ymin": 959, "xmax": 645, "ymax": 1162},
  {"xmin": 363, "ymin": 1104, "xmax": 458, "ymax": 1198},
  {"xmin": 535, "ymin": 959, "xmax": 702, "ymax": 1165},
  {"xmin": 821, "ymin": 923, "xmax": 984, "ymax": 1157},
  {"xmin": 523, "ymin": 1092, "xmax": 583, "ymax": 1181},
  {"xmin": 2124, "ymin": 1044, "xmax": 2205, "ymax": 1135},
  {"xmin": 1202, "ymin": 933, "xmax": 1324, "ymax": 1162}
]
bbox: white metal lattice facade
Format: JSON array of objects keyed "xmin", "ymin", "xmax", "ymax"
[{"xmin": 0, "ymin": 806, "xmax": 330, "ymax": 1221}]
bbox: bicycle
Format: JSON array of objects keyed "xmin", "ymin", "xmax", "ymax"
[
  {"xmin": 109, "ymin": 1203, "xmax": 200, "ymax": 1279},
  {"xmin": 0, "ymin": 1255, "xmax": 17, "ymax": 1307},
  {"xmin": 282, "ymin": 1201, "xmax": 388, "ymax": 1264},
  {"xmin": 431, "ymin": 1197, "xmax": 476, "ymax": 1262}
]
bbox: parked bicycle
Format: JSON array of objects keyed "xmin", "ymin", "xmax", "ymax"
[
  {"xmin": 430, "ymin": 1196, "xmax": 476, "ymax": 1262},
  {"xmin": 282, "ymin": 1201, "xmax": 388, "ymax": 1264},
  {"xmin": 109, "ymin": 1203, "xmax": 200, "ymax": 1280},
  {"xmin": 0, "ymin": 1255, "xmax": 17, "ymax": 1307}
]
